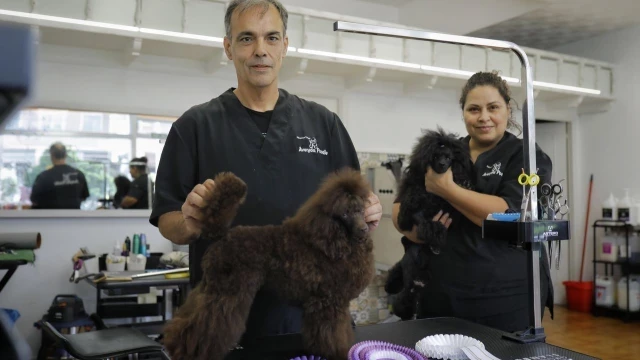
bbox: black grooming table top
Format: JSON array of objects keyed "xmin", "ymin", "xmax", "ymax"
[{"xmin": 227, "ymin": 317, "xmax": 599, "ymax": 360}]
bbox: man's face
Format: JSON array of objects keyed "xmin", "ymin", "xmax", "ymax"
[{"xmin": 224, "ymin": 4, "xmax": 288, "ymax": 89}]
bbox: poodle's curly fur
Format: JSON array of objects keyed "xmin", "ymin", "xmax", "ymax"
[
  {"xmin": 386, "ymin": 126, "xmax": 475, "ymax": 319},
  {"xmin": 163, "ymin": 168, "xmax": 376, "ymax": 360}
]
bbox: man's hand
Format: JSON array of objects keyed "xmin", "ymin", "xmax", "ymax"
[
  {"xmin": 364, "ymin": 192, "xmax": 383, "ymax": 231},
  {"xmin": 181, "ymin": 179, "xmax": 216, "ymax": 239}
]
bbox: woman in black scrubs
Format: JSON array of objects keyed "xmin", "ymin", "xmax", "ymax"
[{"xmin": 392, "ymin": 71, "xmax": 554, "ymax": 333}]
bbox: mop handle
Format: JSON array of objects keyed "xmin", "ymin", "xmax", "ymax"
[{"xmin": 580, "ymin": 174, "xmax": 594, "ymax": 282}]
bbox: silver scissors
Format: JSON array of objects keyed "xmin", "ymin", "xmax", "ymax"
[
  {"xmin": 540, "ymin": 179, "xmax": 569, "ymax": 219},
  {"xmin": 540, "ymin": 179, "xmax": 570, "ymax": 270}
]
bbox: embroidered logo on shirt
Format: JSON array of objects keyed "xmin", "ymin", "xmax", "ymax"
[
  {"xmin": 482, "ymin": 162, "xmax": 503, "ymax": 177},
  {"xmin": 297, "ymin": 136, "xmax": 328, "ymax": 156},
  {"xmin": 54, "ymin": 173, "xmax": 80, "ymax": 186}
]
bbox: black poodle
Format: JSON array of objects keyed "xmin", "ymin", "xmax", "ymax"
[{"xmin": 385, "ymin": 126, "xmax": 475, "ymax": 319}]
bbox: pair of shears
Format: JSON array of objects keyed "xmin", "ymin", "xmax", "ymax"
[
  {"xmin": 540, "ymin": 179, "xmax": 569, "ymax": 220},
  {"xmin": 518, "ymin": 168, "xmax": 540, "ymax": 220}
]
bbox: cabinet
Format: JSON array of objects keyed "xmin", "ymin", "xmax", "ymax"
[{"xmin": 592, "ymin": 220, "xmax": 640, "ymax": 322}]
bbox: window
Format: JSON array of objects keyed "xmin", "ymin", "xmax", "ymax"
[{"xmin": 0, "ymin": 108, "xmax": 175, "ymax": 210}]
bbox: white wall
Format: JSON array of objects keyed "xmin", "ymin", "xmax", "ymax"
[
  {"xmin": 0, "ymin": 212, "xmax": 174, "ymax": 356},
  {"xmin": 553, "ymin": 24, "xmax": 640, "ymax": 282}
]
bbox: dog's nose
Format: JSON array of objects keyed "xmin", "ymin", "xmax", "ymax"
[{"xmin": 360, "ymin": 225, "xmax": 369, "ymax": 233}]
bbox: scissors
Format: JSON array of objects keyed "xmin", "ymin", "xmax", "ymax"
[
  {"xmin": 540, "ymin": 179, "xmax": 569, "ymax": 219},
  {"xmin": 518, "ymin": 168, "xmax": 540, "ymax": 219}
]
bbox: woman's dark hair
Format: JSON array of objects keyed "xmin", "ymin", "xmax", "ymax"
[
  {"xmin": 129, "ymin": 156, "xmax": 148, "ymax": 172},
  {"xmin": 459, "ymin": 70, "xmax": 522, "ymax": 135},
  {"xmin": 113, "ymin": 175, "xmax": 131, "ymax": 209}
]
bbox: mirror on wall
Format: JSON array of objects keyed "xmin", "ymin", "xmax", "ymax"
[{"xmin": 0, "ymin": 107, "xmax": 172, "ymax": 211}]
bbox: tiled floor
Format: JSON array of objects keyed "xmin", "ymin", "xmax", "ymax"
[{"xmin": 543, "ymin": 306, "xmax": 640, "ymax": 360}]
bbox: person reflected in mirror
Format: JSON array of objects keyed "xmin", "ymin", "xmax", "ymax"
[
  {"xmin": 29, "ymin": 142, "xmax": 90, "ymax": 209},
  {"xmin": 391, "ymin": 71, "xmax": 555, "ymax": 333},
  {"xmin": 120, "ymin": 157, "xmax": 152, "ymax": 209},
  {"xmin": 112, "ymin": 175, "xmax": 131, "ymax": 209}
]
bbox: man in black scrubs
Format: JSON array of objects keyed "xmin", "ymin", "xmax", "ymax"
[
  {"xmin": 149, "ymin": 0, "xmax": 382, "ymax": 346},
  {"xmin": 30, "ymin": 142, "xmax": 90, "ymax": 209}
]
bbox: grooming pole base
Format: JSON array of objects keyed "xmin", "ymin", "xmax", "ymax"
[{"xmin": 332, "ymin": 21, "xmax": 572, "ymax": 344}]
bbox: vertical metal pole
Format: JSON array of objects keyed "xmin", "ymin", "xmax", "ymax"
[{"xmin": 332, "ymin": 20, "xmax": 544, "ymax": 335}]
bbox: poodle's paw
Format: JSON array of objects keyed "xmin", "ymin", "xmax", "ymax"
[
  {"xmin": 416, "ymin": 220, "xmax": 448, "ymax": 253},
  {"xmin": 391, "ymin": 289, "xmax": 418, "ymax": 321},
  {"xmin": 211, "ymin": 172, "xmax": 248, "ymax": 209},
  {"xmin": 384, "ymin": 263, "xmax": 405, "ymax": 295}
]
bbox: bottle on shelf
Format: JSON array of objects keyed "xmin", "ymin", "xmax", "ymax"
[
  {"xmin": 617, "ymin": 188, "xmax": 637, "ymax": 225},
  {"xmin": 595, "ymin": 275, "xmax": 616, "ymax": 307},
  {"xmin": 602, "ymin": 192, "xmax": 618, "ymax": 220},
  {"xmin": 599, "ymin": 230, "xmax": 618, "ymax": 262},
  {"xmin": 132, "ymin": 234, "xmax": 140, "ymax": 255},
  {"xmin": 617, "ymin": 276, "xmax": 640, "ymax": 312}
]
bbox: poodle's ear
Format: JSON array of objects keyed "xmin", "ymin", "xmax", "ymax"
[{"xmin": 309, "ymin": 213, "xmax": 352, "ymax": 261}]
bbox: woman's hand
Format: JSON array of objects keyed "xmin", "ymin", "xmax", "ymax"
[
  {"xmin": 404, "ymin": 210, "xmax": 452, "ymax": 244},
  {"xmin": 424, "ymin": 167, "xmax": 455, "ymax": 198}
]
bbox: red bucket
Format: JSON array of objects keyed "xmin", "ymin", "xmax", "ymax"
[{"xmin": 563, "ymin": 281, "xmax": 594, "ymax": 313}]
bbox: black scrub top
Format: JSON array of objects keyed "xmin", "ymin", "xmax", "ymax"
[
  {"xmin": 149, "ymin": 88, "xmax": 360, "ymax": 342},
  {"xmin": 30, "ymin": 164, "xmax": 90, "ymax": 209},
  {"xmin": 414, "ymin": 131, "xmax": 554, "ymax": 333},
  {"xmin": 126, "ymin": 174, "xmax": 151, "ymax": 209}
]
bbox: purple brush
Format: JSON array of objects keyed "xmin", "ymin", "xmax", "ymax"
[
  {"xmin": 289, "ymin": 356, "xmax": 325, "ymax": 360},
  {"xmin": 348, "ymin": 340, "xmax": 428, "ymax": 360}
]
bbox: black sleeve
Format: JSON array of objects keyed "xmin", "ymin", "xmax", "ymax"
[
  {"xmin": 29, "ymin": 173, "xmax": 45, "ymax": 205},
  {"xmin": 329, "ymin": 113, "xmax": 360, "ymax": 172},
  {"xmin": 498, "ymin": 144, "xmax": 553, "ymax": 211},
  {"xmin": 149, "ymin": 119, "xmax": 198, "ymax": 227},
  {"xmin": 79, "ymin": 171, "xmax": 90, "ymax": 200},
  {"xmin": 127, "ymin": 177, "xmax": 146, "ymax": 201}
]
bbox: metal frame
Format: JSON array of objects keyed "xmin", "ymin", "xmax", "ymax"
[{"xmin": 333, "ymin": 21, "xmax": 545, "ymax": 339}]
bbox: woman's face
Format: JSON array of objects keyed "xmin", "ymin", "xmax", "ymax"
[{"xmin": 463, "ymin": 85, "xmax": 510, "ymax": 147}]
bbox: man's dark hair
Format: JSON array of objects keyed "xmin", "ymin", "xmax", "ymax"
[
  {"xmin": 224, "ymin": 0, "xmax": 288, "ymax": 40},
  {"xmin": 49, "ymin": 142, "xmax": 67, "ymax": 160}
]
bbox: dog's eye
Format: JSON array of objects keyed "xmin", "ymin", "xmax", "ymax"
[
  {"xmin": 439, "ymin": 144, "xmax": 444, "ymax": 147},
  {"xmin": 342, "ymin": 213, "xmax": 348, "ymax": 218}
]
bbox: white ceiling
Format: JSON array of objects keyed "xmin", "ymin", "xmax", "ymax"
[
  {"xmin": 467, "ymin": 0, "xmax": 640, "ymax": 49},
  {"xmin": 353, "ymin": 0, "xmax": 640, "ymax": 50}
]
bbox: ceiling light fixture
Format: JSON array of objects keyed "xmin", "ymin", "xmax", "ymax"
[{"xmin": 0, "ymin": 9, "xmax": 602, "ymax": 95}]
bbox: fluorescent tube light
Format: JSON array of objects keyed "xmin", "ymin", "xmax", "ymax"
[
  {"xmin": 139, "ymin": 28, "xmax": 223, "ymax": 43},
  {"xmin": 298, "ymin": 48, "xmax": 421, "ymax": 69},
  {"xmin": 0, "ymin": 9, "xmax": 603, "ymax": 95},
  {"xmin": 0, "ymin": 9, "xmax": 139, "ymax": 32},
  {"xmin": 532, "ymin": 80, "xmax": 601, "ymax": 95}
]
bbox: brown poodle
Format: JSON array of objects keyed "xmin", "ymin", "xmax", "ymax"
[{"xmin": 163, "ymin": 168, "xmax": 376, "ymax": 360}]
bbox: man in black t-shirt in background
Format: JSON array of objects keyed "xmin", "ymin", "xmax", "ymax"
[{"xmin": 30, "ymin": 142, "xmax": 90, "ymax": 209}]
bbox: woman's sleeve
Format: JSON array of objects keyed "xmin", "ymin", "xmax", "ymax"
[{"xmin": 497, "ymin": 145, "xmax": 553, "ymax": 212}]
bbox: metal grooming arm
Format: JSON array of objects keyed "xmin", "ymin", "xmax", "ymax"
[{"xmin": 333, "ymin": 21, "xmax": 570, "ymax": 344}]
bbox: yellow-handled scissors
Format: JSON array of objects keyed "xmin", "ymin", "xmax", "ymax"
[
  {"xmin": 518, "ymin": 170, "xmax": 540, "ymax": 187},
  {"xmin": 519, "ymin": 168, "xmax": 540, "ymax": 218}
]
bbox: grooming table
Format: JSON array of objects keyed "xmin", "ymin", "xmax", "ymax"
[
  {"xmin": 0, "ymin": 260, "xmax": 27, "ymax": 294},
  {"xmin": 226, "ymin": 317, "xmax": 599, "ymax": 360}
]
